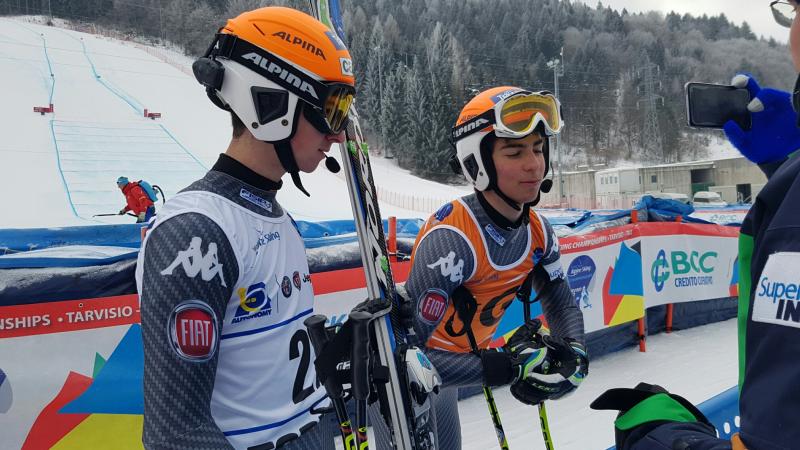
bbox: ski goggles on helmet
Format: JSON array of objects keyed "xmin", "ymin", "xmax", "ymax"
[
  {"xmin": 205, "ymin": 33, "xmax": 355, "ymax": 135},
  {"xmin": 451, "ymin": 90, "xmax": 563, "ymax": 143},
  {"xmin": 302, "ymin": 85, "xmax": 353, "ymax": 135}
]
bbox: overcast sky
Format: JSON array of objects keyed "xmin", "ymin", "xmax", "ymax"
[{"xmin": 576, "ymin": 0, "xmax": 791, "ymax": 43}]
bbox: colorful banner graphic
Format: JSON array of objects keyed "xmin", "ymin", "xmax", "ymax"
[
  {"xmin": 559, "ymin": 225, "xmax": 645, "ymax": 333},
  {"xmin": 0, "ymin": 295, "xmax": 139, "ymax": 338},
  {"xmin": 0, "ymin": 223, "xmax": 740, "ymax": 450}
]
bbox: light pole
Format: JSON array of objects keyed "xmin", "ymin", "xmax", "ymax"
[
  {"xmin": 375, "ymin": 45, "xmax": 388, "ymax": 158},
  {"xmin": 546, "ymin": 48, "xmax": 565, "ymax": 205},
  {"xmin": 158, "ymin": 1, "xmax": 164, "ymax": 42}
]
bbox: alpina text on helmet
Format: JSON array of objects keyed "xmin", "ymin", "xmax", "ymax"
[
  {"xmin": 240, "ymin": 52, "xmax": 319, "ymax": 100},
  {"xmin": 272, "ymin": 31, "xmax": 326, "ymax": 60},
  {"xmin": 452, "ymin": 118, "xmax": 490, "ymax": 140}
]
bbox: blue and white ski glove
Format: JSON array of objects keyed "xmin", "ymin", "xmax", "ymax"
[
  {"xmin": 499, "ymin": 319, "xmax": 588, "ymax": 406},
  {"xmin": 480, "ymin": 319, "xmax": 546, "ymax": 388},
  {"xmin": 723, "ymin": 73, "xmax": 800, "ymax": 164},
  {"xmin": 505, "ymin": 319, "xmax": 549, "ymax": 383}
]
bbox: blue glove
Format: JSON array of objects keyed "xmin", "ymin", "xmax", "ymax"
[{"xmin": 723, "ymin": 73, "xmax": 800, "ymax": 164}]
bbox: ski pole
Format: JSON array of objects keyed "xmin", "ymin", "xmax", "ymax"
[
  {"xmin": 152, "ymin": 184, "xmax": 166, "ymax": 204},
  {"xmin": 481, "ymin": 385, "xmax": 509, "ymax": 449},
  {"xmin": 523, "ymin": 301, "xmax": 555, "ymax": 450},
  {"xmin": 304, "ymin": 315, "xmax": 357, "ymax": 450},
  {"xmin": 349, "ymin": 310, "xmax": 373, "ymax": 450},
  {"xmin": 452, "ymin": 291, "xmax": 509, "ymax": 449},
  {"xmin": 92, "ymin": 212, "xmax": 138, "ymax": 218},
  {"xmin": 538, "ymin": 403, "xmax": 554, "ymax": 450}
]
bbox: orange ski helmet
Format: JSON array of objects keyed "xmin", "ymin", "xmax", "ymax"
[
  {"xmin": 451, "ymin": 86, "xmax": 562, "ymax": 206},
  {"xmin": 193, "ymin": 6, "xmax": 355, "ymax": 142},
  {"xmin": 192, "ymin": 6, "xmax": 356, "ymax": 195}
]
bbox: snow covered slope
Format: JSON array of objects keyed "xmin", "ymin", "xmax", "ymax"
[{"xmin": 0, "ymin": 17, "xmax": 470, "ymax": 228}]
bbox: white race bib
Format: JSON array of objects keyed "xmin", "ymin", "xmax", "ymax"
[{"xmin": 752, "ymin": 252, "xmax": 800, "ymax": 329}]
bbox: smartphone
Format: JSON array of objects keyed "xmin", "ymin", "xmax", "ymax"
[{"xmin": 685, "ymin": 82, "xmax": 751, "ymax": 131}]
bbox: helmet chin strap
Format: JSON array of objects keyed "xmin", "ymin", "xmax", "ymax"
[
  {"xmin": 490, "ymin": 174, "xmax": 553, "ymax": 211},
  {"xmin": 492, "ymin": 185, "xmax": 524, "ymax": 211},
  {"xmin": 271, "ymin": 129, "xmax": 341, "ymax": 198},
  {"xmin": 274, "ymin": 140, "xmax": 311, "ymax": 197}
]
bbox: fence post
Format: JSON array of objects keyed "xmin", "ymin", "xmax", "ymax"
[
  {"xmin": 387, "ymin": 216, "xmax": 397, "ymax": 262},
  {"xmin": 638, "ymin": 316, "xmax": 647, "ymax": 352},
  {"xmin": 666, "ymin": 303, "xmax": 674, "ymax": 333}
]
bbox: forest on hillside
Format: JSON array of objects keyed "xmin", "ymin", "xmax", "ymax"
[{"xmin": 4, "ymin": 0, "xmax": 795, "ymax": 179}]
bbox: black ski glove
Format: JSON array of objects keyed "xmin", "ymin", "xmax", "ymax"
[
  {"xmin": 479, "ymin": 319, "xmax": 588, "ymax": 406},
  {"xmin": 590, "ymin": 382, "xmax": 715, "ymax": 450},
  {"xmin": 478, "ymin": 319, "xmax": 541, "ymax": 387},
  {"xmin": 509, "ymin": 334, "xmax": 588, "ymax": 406}
]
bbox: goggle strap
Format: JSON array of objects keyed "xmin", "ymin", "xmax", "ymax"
[
  {"xmin": 214, "ymin": 33, "xmax": 329, "ymax": 109},
  {"xmin": 451, "ymin": 109, "xmax": 495, "ymax": 143}
]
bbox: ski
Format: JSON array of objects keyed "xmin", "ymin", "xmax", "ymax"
[{"xmin": 306, "ymin": 1, "xmax": 440, "ymax": 449}]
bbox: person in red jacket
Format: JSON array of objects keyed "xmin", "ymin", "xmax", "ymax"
[{"xmin": 117, "ymin": 176, "xmax": 155, "ymax": 223}]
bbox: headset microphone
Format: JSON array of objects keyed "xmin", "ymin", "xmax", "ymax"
[{"xmin": 325, "ymin": 156, "xmax": 340, "ymax": 173}]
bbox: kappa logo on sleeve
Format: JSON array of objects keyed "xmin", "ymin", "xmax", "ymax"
[
  {"xmin": 418, "ymin": 289, "xmax": 448, "ymax": 325},
  {"xmin": 168, "ymin": 300, "xmax": 218, "ymax": 362},
  {"xmin": 427, "ymin": 251, "xmax": 464, "ymax": 283},
  {"xmin": 161, "ymin": 237, "xmax": 227, "ymax": 287},
  {"xmin": 752, "ymin": 252, "xmax": 800, "ymax": 329}
]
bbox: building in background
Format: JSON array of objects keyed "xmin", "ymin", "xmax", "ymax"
[{"xmin": 539, "ymin": 156, "xmax": 766, "ymax": 209}]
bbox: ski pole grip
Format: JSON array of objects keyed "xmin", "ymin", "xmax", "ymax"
[
  {"xmin": 349, "ymin": 311, "xmax": 372, "ymax": 401},
  {"xmin": 304, "ymin": 314, "xmax": 330, "ymax": 355},
  {"xmin": 305, "ymin": 314, "xmax": 346, "ymax": 399}
]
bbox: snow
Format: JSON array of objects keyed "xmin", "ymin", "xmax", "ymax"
[
  {"xmin": 703, "ymin": 135, "xmax": 742, "ymax": 161},
  {"xmin": 460, "ymin": 319, "xmax": 738, "ymax": 450},
  {"xmin": 1, "ymin": 17, "xmax": 741, "ymax": 450},
  {"xmin": 0, "ymin": 17, "xmax": 429, "ymax": 228}
]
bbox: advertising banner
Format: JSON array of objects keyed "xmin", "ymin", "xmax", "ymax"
[
  {"xmin": 560, "ymin": 225, "xmax": 645, "ymax": 333},
  {"xmin": 639, "ymin": 223, "xmax": 739, "ymax": 307},
  {"xmin": 0, "ymin": 266, "xmax": 412, "ymax": 450},
  {"xmin": 0, "ymin": 223, "xmax": 740, "ymax": 449}
]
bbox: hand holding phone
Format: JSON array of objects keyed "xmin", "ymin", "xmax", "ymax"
[
  {"xmin": 722, "ymin": 74, "xmax": 800, "ymax": 164},
  {"xmin": 685, "ymin": 82, "xmax": 752, "ymax": 130}
]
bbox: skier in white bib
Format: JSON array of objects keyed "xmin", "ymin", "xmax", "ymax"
[{"xmin": 135, "ymin": 6, "xmax": 355, "ymax": 449}]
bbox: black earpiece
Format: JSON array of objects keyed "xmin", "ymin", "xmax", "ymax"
[
  {"xmin": 448, "ymin": 154, "xmax": 462, "ymax": 175},
  {"xmin": 192, "ymin": 57, "xmax": 224, "ymax": 90},
  {"xmin": 192, "ymin": 57, "xmax": 230, "ymax": 112},
  {"xmin": 325, "ymin": 156, "xmax": 341, "ymax": 173}
]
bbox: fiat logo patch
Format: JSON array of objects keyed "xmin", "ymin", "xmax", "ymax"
[{"xmin": 167, "ymin": 300, "xmax": 218, "ymax": 362}]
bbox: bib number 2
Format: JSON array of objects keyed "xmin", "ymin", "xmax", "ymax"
[{"xmin": 290, "ymin": 329, "xmax": 321, "ymax": 404}]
